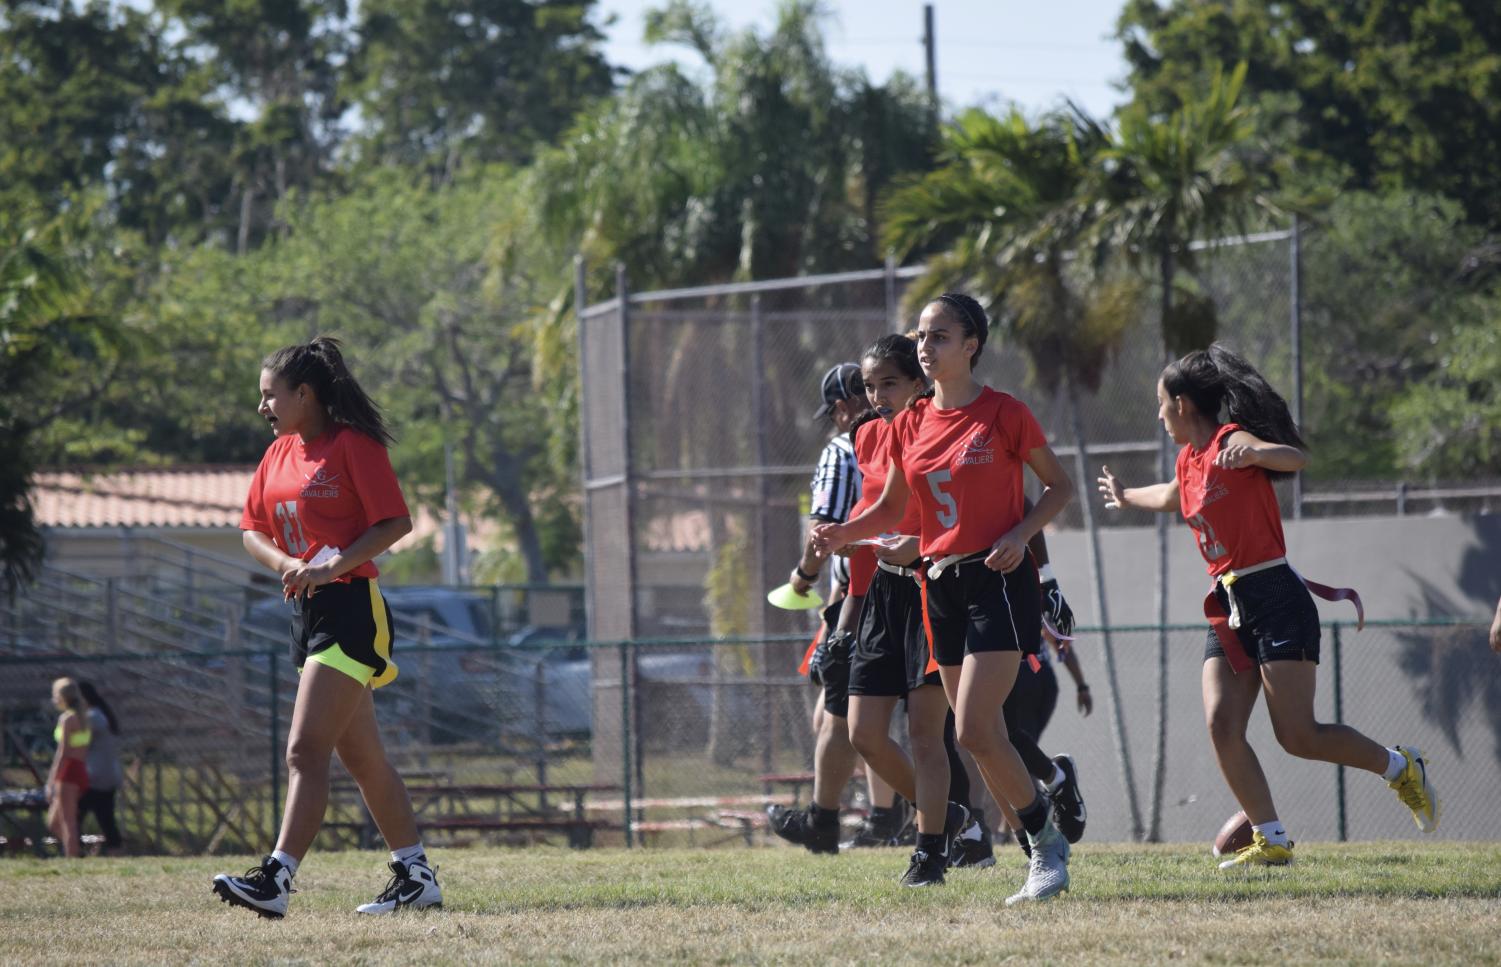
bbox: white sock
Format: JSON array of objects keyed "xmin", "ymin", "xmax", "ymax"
[
  {"xmin": 270, "ymin": 850, "xmax": 299, "ymax": 877},
  {"xmin": 391, "ymin": 842, "xmax": 427, "ymax": 866},
  {"xmin": 1252, "ymin": 822, "xmax": 1289, "ymax": 847},
  {"xmin": 1044, "ymin": 763, "xmax": 1066, "ymax": 792},
  {"xmin": 1382, "ymin": 747, "xmax": 1407, "ymax": 782},
  {"xmin": 959, "ymin": 820, "xmax": 983, "ymax": 841}
]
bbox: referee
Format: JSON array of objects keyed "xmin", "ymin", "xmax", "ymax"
[{"xmin": 788, "ymin": 362, "xmax": 865, "ymax": 599}]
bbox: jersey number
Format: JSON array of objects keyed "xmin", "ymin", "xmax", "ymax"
[
  {"xmin": 274, "ymin": 500, "xmax": 311, "ymax": 555},
  {"xmin": 926, "ymin": 470, "xmax": 958, "ymax": 529},
  {"xmin": 1187, "ymin": 512, "xmax": 1227, "ymax": 561}
]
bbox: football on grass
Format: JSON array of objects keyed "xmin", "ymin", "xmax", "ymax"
[{"xmin": 1213, "ymin": 810, "xmax": 1254, "ymax": 857}]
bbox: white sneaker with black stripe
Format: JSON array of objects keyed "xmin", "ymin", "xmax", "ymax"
[
  {"xmin": 212, "ymin": 855, "xmax": 294, "ymax": 919},
  {"xmin": 355, "ymin": 857, "xmax": 443, "ymax": 914}
]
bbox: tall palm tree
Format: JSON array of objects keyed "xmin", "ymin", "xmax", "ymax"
[
  {"xmin": 1087, "ymin": 62, "xmax": 1284, "ymax": 840},
  {"xmin": 882, "ymin": 106, "xmax": 1148, "ymax": 839}
]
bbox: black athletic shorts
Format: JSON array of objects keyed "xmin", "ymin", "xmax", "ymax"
[
  {"xmin": 290, "ymin": 578, "xmax": 399, "ymax": 688},
  {"xmin": 922, "ymin": 552, "xmax": 1042, "ymax": 667},
  {"xmin": 819, "ymin": 630, "xmax": 854, "ymax": 717},
  {"xmin": 1204, "ymin": 564, "xmax": 1320, "ymax": 666},
  {"xmin": 849, "ymin": 563, "xmax": 941, "ymax": 698},
  {"xmin": 1004, "ymin": 659, "xmax": 1058, "ymax": 740},
  {"xmin": 807, "ymin": 598, "xmax": 844, "ymax": 688}
]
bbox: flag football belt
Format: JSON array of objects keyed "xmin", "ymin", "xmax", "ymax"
[
  {"xmin": 1205, "ymin": 556, "xmax": 1365, "ymax": 674},
  {"xmin": 877, "ymin": 559, "xmax": 920, "ymax": 580},
  {"xmin": 925, "ymin": 549, "xmax": 990, "ymax": 581}
]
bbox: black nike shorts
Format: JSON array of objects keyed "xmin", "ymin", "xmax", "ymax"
[
  {"xmin": 1204, "ymin": 564, "xmax": 1320, "ymax": 666},
  {"xmin": 921, "ymin": 553, "xmax": 1041, "ymax": 667},
  {"xmin": 849, "ymin": 563, "xmax": 941, "ymax": 698}
]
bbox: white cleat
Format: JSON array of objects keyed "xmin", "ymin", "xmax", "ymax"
[{"xmin": 356, "ymin": 857, "xmax": 443, "ymax": 914}]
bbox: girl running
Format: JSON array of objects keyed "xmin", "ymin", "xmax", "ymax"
[
  {"xmin": 815, "ymin": 293, "xmax": 1076, "ymax": 904},
  {"xmin": 1097, "ymin": 343, "xmax": 1439, "ymax": 867},
  {"xmin": 213, "ymin": 336, "xmax": 441, "ymax": 918},
  {"xmin": 46, "ymin": 677, "xmax": 90, "ymax": 858}
]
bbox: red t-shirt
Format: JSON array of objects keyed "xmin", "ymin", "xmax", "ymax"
[
  {"xmin": 890, "ymin": 387, "xmax": 1048, "ymax": 558},
  {"xmin": 1176, "ymin": 422, "xmax": 1286, "ymax": 577},
  {"xmin": 240, "ymin": 424, "xmax": 410, "ymax": 581},
  {"xmin": 846, "ymin": 417, "xmax": 923, "ymax": 596}
]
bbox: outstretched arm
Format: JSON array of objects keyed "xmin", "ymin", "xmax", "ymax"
[{"xmin": 1098, "ymin": 464, "xmax": 1179, "ymax": 513}]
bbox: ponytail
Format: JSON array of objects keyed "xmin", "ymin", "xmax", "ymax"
[
  {"xmin": 78, "ymin": 680, "xmax": 119, "ymax": 735},
  {"xmin": 263, "ymin": 336, "xmax": 394, "ymax": 447},
  {"xmin": 1161, "ymin": 342, "xmax": 1306, "ymax": 479}
]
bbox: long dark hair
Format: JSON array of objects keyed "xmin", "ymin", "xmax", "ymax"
[
  {"xmin": 862, "ymin": 332, "xmax": 925, "ymax": 384},
  {"xmin": 77, "ymin": 680, "xmax": 119, "ymax": 735},
  {"xmin": 263, "ymin": 336, "xmax": 394, "ymax": 446},
  {"xmin": 931, "ymin": 293, "xmax": 988, "ymax": 371},
  {"xmin": 1162, "ymin": 343, "xmax": 1306, "ymax": 479}
]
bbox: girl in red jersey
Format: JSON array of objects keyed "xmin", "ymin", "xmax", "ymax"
[
  {"xmin": 213, "ymin": 337, "xmax": 441, "ymax": 918},
  {"xmin": 46, "ymin": 677, "xmax": 90, "ymax": 858},
  {"xmin": 815, "ymin": 294, "xmax": 1076, "ymax": 903},
  {"xmin": 1098, "ymin": 344, "xmax": 1439, "ymax": 867},
  {"xmin": 843, "ymin": 333, "xmax": 975, "ymax": 884}
]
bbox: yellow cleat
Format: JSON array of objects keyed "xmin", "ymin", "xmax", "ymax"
[
  {"xmin": 1388, "ymin": 745, "xmax": 1440, "ymax": 833},
  {"xmin": 1218, "ymin": 831, "xmax": 1294, "ymax": 869}
]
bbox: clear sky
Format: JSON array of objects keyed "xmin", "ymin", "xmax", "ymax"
[{"xmin": 594, "ymin": 0, "xmax": 1133, "ymax": 119}]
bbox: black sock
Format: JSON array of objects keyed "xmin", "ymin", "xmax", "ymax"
[
  {"xmin": 1009, "ymin": 728, "xmax": 1055, "ymax": 784},
  {"xmin": 917, "ymin": 831, "xmax": 948, "ymax": 857},
  {"xmin": 809, "ymin": 803, "xmax": 840, "ymax": 829},
  {"xmin": 1018, "ymin": 794, "xmax": 1049, "ymax": 838}
]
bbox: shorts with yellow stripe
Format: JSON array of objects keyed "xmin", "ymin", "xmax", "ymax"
[{"xmin": 290, "ymin": 578, "xmax": 398, "ymax": 688}]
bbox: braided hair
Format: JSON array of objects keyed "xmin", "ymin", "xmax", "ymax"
[
  {"xmin": 1161, "ymin": 343, "xmax": 1306, "ymax": 480},
  {"xmin": 263, "ymin": 336, "xmax": 395, "ymax": 447},
  {"xmin": 931, "ymin": 293, "xmax": 988, "ymax": 371}
]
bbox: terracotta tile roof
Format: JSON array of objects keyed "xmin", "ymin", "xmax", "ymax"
[{"xmin": 33, "ymin": 466, "xmax": 254, "ymax": 529}]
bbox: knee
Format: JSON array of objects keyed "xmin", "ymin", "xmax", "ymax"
[
  {"xmin": 1272, "ymin": 719, "xmax": 1319, "ymax": 760},
  {"xmin": 954, "ymin": 718, "xmax": 1000, "ymax": 758},
  {"xmin": 847, "ymin": 721, "xmax": 882, "ymax": 760},
  {"xmin": 1205, "ymin": 709, "xmax": 1247, "ymax": 748},
  {"xmin": 285, "ymin": 734, "xmax": 333, "ymax": 776}
]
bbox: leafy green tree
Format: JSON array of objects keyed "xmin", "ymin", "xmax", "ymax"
[
  {"xmin": 1116, "ymin": 0, "xmax": 1501, "ymax": 228},
  {"xmin": 343, "ymin": 0, "xmax": 615, "ymax": 174},
  {"xmin": 0, "ymin": 1, "xmax": 241, "ymax": 246},
  {"xmin": 882, "ymin": 105, "xmax": 1147, "ymax": 839}
]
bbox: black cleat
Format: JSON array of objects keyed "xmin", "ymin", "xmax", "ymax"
[
  {"xmin": 766, "ymin": 804, "xmax": 838, "ymax": 854},
  {"xmin": 1048, "ymin": 754, "xmax": 1087, "ymax": 844},
  {"xmin": 899, "ymin": 847, "xmax": 948, "ymax": 887},
  {"xmin": 212, "ymin": 855, "xmax": 293, "ymax": 919},
  {"xmin": 841, "ymin": 801, "xmax": 909, "ymax": 850},
  {"xmin": 950, "ymin": 813, "xmax": 996, "ymax": 869}
]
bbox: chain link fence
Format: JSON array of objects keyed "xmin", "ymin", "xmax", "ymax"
[{"xmin": 3, "ymin": 618, "xmax": 1495, "ymax": 855}]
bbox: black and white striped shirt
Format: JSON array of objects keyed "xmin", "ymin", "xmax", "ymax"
[{"xmin": 809, "ymin": 433, "xmax": 860, "ymax": 524}]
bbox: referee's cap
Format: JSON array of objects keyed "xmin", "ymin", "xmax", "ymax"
[{"xmin": 812, "ymin": 362, "xmax": 864, "ymax": 421}]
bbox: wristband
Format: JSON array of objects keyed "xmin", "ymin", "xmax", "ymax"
[
  {"xmin": 794, "ymin": 564, "xmax": 819, "ymax": 583},
  {"xmin": 1038, "ymin": 563, "xmax": 1056, "ymax": 583}
]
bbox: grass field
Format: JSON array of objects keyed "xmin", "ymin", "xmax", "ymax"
[{"xmin": 6, "ymin": 842, "xmax": 1500, "ymax": 965}]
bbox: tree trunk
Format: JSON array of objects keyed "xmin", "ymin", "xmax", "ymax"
[
  {"xmin": 1148, "ymin": 249, "xmax": 1176, "ymax": 842},
  {"xmin": 1065, "ymin": 372, "xmax": 1144, "ymax": 840}
]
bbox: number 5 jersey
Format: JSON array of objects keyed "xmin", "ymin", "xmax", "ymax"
[
  {"xmin": 889, "ymin": 386, "xmax": 1048, "ymax": 558},
  {"xmin": 241, "ymin": 424, "xmax": 410, "ymax": 581}
]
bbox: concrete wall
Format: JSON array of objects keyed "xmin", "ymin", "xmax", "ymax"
[{"xmin": 1036, "ymin": 513, "xmax": 1501, "ymax": 844}]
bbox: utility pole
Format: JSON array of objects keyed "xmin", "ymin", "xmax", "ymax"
[{"xmin": 923, "ymin": 4, "xmax": 937, "ymax": 108}]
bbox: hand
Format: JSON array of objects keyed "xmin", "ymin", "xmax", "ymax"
[
  {"xmin": 811, "ymin": 522, "xmax": 847, "ymax": 556},
  {"xmin": 1076, "ymin": 685, "xmax": 1094, "ymax": 716},
  {"xmin": 1490, "ymin": 600, "xmax": 1501, "ymax": 653},
  {"xmin": 1213, "ymin": 444, "xmax": 1258, "ymax": 469},
  {"xmin": 873, "ymin": 535, "xmax": 919, "ymax": 564},
  {"xmin": 1040, "ymin": 578, "xmax": 1075, "ymax": 637},
  {"xmin": 1098, "ymin": 464, "xmax": 1125, "ymax": 509},
  {"xmin": 281, "ymin": 560, "xmax": 337, "ymax": 598},
  {"xmin": 985, "ymin": 530, "xmax": 1027, "ymax": 573}
]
